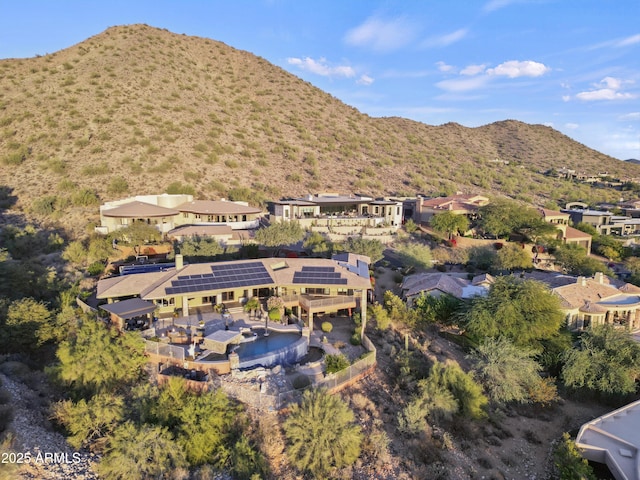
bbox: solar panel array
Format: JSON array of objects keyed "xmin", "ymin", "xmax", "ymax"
[
  {"xmin": 293, "ymin": 265, "xmax": 348, "ymax": 285},
  {"xmin": 165, "ymin": 262, "xmax": 274, "ymax": 295}
]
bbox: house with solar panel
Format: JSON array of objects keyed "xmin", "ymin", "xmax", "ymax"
[
  {"xmin": 95, "ymin": 194, "xmax": 263, "ymax": 243},
  {"xmin": 96, "ymin": 253, "xmax": 372, "ymax": 332}
]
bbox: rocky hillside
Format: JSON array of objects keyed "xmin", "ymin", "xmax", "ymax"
[{"xmin": 0, "ymin": 24, "xmax": 638, "ymax": 230}]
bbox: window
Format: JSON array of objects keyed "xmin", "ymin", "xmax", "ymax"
[
  {"xmin": 222, "ymin": 291, "xmax": 235, "ymax": 301},
  {"xmin": 337, "ymin": 288, "xmax": 354, "ymax": 296},
  {"xmin": 183, "ymin": 212, "xmax": 189, "ymax": 218},
  {"xmin": 202, "ymin": 296, "xmax": 213, "ymax": 303},
  {"xmin": 156, "ymin": 298, "xmax": 175, "ymax": 307}
]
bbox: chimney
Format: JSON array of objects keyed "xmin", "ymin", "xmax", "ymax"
[
  {"xmin": 175, "ymin": 254, "xmax": 184, "ymax": 270},
  {"xmin": 577, "ymin": 276, "xmax": 587, "ymax": 286},
  {"xmin": 595, "ymin": 272, "xmax": 604, "ymax": 284}
]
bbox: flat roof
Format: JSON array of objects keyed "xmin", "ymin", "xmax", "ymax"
[
  {"xmin": 576, "ymin": 399, "xmax": 640, "ymax": 480},
  {"xmin": 99, "ymin": 298, "xmax": 156, "ymax": 320}
]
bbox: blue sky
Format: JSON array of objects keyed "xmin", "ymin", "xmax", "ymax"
[{"xmin": 1, "ymin": 1, "xmax": 639, "ymax": 160}]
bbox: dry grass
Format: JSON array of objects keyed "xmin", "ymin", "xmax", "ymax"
[{"xmin": 0, "ymin": 24, "xmax": 637, "ymax": 234}]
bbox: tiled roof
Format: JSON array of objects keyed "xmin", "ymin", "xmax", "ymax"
[
  {"xmin": 553, "ymin": 278, "xmax": 622, "ymax": 309},
  {"xmin": 401, "ymin": 273, "xmax": 469, "ymax": 299},
  {"xmin": 101, "ymin": 201, "xmax": 179, "ymax": 218}
]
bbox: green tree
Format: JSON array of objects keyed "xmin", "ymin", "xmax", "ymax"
[
  {"xmin": 283, "ymin": 389, "xmax": 362, "ymax": 479},
  {"xmin": 52, "ymin": 393, "xmax": 125, "ymax": 449},
  {"xmin": 554, "ymin": 432, "xmax": 597, "ymax": 480},
  {"xmin": 470, "ymin": 337, "xmax": 555, "ymax": 404},
  {"xmin": 408, "ymin": 361, "xmax": 488, "ymax": 422},
  {"xmin": 413, "ymin": 293, "xmax": 462, "ymax": 325},
  {"xmin": 177, "ymin": 236, "xmax": 225, "ymax": 261},
  {"xmin": 338, "ymin": 237, "xmax": 384, "ymax": 264},
  {"xmin": 52, "ymin": 319, "xmax": 147, "ymax": 397},
  {"xmin": 114, "ymin": 223, "xmax": 161, "ymax": 255},
  {"xmin": 254, "ymin": 221, "xmax": 305, "ymax": 253},
  {"xmin": 430, "ymin": 211, "xmax": 469, "ymax": 239},
  {"xmin": 97, "ymin": 422, "xmax": 187, "ymax": 480},
  {"xmin": 477, "ymin": 199, "xmax": 524, "ymax": 238},
  {"xmin": 494, "ymin": 242, "xmax": 533, "ymax": 271},
  {"xmin": 369, "ymin": 302, "xmax": 391, "ymax": 330},
  {"xmin": 562, "ymin": 325, "xmax": 640, "ymax": 397},
  {"xmin": 404, "ymin": 218, "xmax": 418, "ymax": 234},
  {"xmin": 459, "ymin": 276, "xmax": 564, "ymax": 349},
  {"xmin": 0, "ymin": 297, "xmax": 56, "ymax": 352},
  {"xmin": 554, "ymin": 243, "xmax": 612, "ymax": 276},
  {"xmin": 303, "ymin": 230, "xmax": 333, "ymax": 256},
  {"xmin": 395, "ymin": 241, "xmax": 432, "ymax": 270},
  {"xmin": 626, "ymin": 256, "xmax": 640, "ymax": 286}
]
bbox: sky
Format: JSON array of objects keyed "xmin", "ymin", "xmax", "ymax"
[{"xmin": 1, "ymin": 1, "xmax": 639, "ymax": 160}]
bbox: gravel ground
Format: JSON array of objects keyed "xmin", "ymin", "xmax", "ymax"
[{"xmin": 0, "ymin": 372, "xmax": 100, "ymax": 480}]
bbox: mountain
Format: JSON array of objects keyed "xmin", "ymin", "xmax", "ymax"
[
  {"xmin": 1, "ymin": 24, "xmax": 639, "ymax": 228},
  {"xmin": 627, "ymin": 159, "xmax": 640, "ymax": 165}
]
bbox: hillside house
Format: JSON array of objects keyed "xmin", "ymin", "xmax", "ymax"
[
  {"xmin": 551, "ymin": 272, "xmax": 640, "ymax": 331},
  {"xmin": 538, "ymin": 208, "xmax": 592, "ymax": 252},
  {"xmin": 401, "ymin": 272, "xmax": 492, "ymax": 305},
  {"xmin": 269, "ymin": 193, "xmax": 403, "ymax": 228},
  {"xmin": 414, "ymin": 193, "xmax": 489, "ymax": 224},
  {"xmin": 96, "ymin": 194, "xmax": 263, "ymax": 243},
  {"xmin": 96, "ymin": 254, "xmax": 372, "ymax": 332}
]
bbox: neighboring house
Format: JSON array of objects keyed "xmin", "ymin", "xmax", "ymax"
[
  {"xmin": 551, "ymin": 272, "xmax": 640, "ymax": 331},
  {"xmin": 562, "ymin": 206, "xmax": 640, "ymax": 236},
  {"xmin": 400, "ymin": 272, "xmax": 492, "ymax": 305},
  {"xmin": 576, "ymin": 399, "xmax": 640, "ymax": 480},
  {"xmin": 96, "ymin": 254, "xmax": 372, "ymax": 331},
  {"xmin": 269, "ymin": 192, "xmax": 403, "ymax": 228},
  {"xmin": 96, "ymin": 194, "xmax": 264, "ymax": 235},
  {"xmin": 414, "ymin": 193, "xmax": 489, "ymax": 224},
  {"xmin": 561, "ymin": 207, "xmax": 614, "ymax": 235},
  {"xmin": 538, "ymin": 208, "xmax": 592, "ymax": 252}
]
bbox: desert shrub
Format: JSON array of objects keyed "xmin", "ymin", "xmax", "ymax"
[
  {"xmin": 321, "ymin": 321, "xmax": 333, "ymax": 333},
  {"xmin": 107, "ymin": 177, "xmax": 129, "ymax": 195},
  {"xmin": 554, "ymin": 432, "xmax": 596, "ymax": 480},
  {"xmin": 72, "ymin": 188, "xmax": 100, "ymax": 207},
  {"xmin": 268, "ymin": 309, "xmax": 281, "ymax": 322},
  {"xmin": 87, "ymin": 261, "xmax": 105, "ymax": 276},
  {"xmin": 350, "ymin": 331, "xmax": 362, "ymax": 346},
  {"xmin": 283, "ymin": 389, "xmax": 361, "ymax": 478},
  {"xmin": 31, "ymin": 195, "xmax": 59, "ymax": 216},
  {"xmin": 325, "ymin": 354, "xmax": 349, "ymax": 374}
]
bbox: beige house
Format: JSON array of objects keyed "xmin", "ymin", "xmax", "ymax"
[
  {"xmin": 270, "ymin": 193, "xmax": 403, "ymax": 229},
  {"xmin": 97, "ymin": 255, "xmax": 372, "ymax": 333},
  {"xmin": 401, "ymin": 272, "xmax": 492, "ymax": 305},
  {"xmin": 538, "ymin": 208, "xmax": 592, "ymax": 252},
  {"xmin": 553, "ymin": 272, "xmax": 640, "ymax": 331},
  {"xmin": 96, "ymin": 194, "xmax": 263, "ymax": 236},
  {"xmin": 415, "ymin": 193, "xmax": 489, "ymax": 224}
]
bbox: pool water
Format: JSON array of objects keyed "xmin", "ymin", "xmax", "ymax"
[{"xmin": 234, "ymin": 331, "xmax": 301, "ymax": 358}]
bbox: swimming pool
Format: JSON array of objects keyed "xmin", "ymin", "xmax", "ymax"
[{"xmin": 234, "ymin": 330, "xmax": 308, "ymax": 369}]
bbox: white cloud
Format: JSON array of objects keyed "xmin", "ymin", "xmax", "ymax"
[
  {"xmin": 357, "ymin": 74, "xmax": 374, "ymax": 86},
  {"xmin": 486, "ymin": 60, "xmax": 550, "ymax": 78},
  {"xmin": 436, "ymin": 76, "xmax": 490, "ymax": 92},
  {"xmin": 483, "ymin": 0, "xmax": 518, "ymax": 12},
  {"xmin": 562, "ymin": 95, "xmax": 571, "ymax": 102},
  {"xmin": 620, "ymin": 112, "xmax": 640, "ymax": 121},
  {"xmin": 565, "ymin": 123, "xmax": 579, "ymax": 130},
  {"xmin": 436, "ymin": 61, "xmax": 455, "ymax": 73},
  {"xmin": 422, "ymin": 28, "xmax": 468, "ymax": 48},
  {"xmin": 575, "ymin": 77, "xmax": 637, "ymax": 101},
  {"xmin": 287, "ymin": 57, "xmax": 355, "ymax": 78},
  {"xmin": 460, "ymin": 64, "xmax": 486, "ymax": 76},
  {"xmin": 616, "ymin": 33, "xmax": 640, "ymax": 47},
  {"xmin": 344, "ymin": 16, "xmax": 418, "ymax": 53}
]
